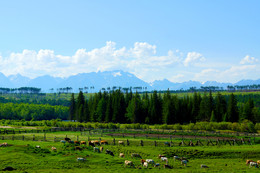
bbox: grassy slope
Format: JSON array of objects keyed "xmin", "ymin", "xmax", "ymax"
[{"xmin": 1, "ymin": 135, "xmax": 260, "ymax": 173}]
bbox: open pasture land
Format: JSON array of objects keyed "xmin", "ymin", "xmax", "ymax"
[{"xmin": 1, "ymin": 131, "xmax": 260, "ymax": 172}]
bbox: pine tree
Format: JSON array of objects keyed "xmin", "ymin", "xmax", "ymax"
[
  {"xmin": 210, "ymin": 111, "xmax": 216, "ymax": 122},
  {"xmin": 83, "ymin": 99, "xmax": 90, "ymax": 122},
  {"xmin": 76, "ymin": 91, "xmax": 85, "ymax": 122},
  {"xmin": 227, "ymin": 93, "xmax": 239, "ymax": 122},
  {"xmin": 69, "ymin": 93, "xmax": 76, "ymax": 121},
  {"xmin": 215, "ymin": 92, "xmax": 226, "ymax": 122},
  {"xmin": 96, "ymin": 98, "xmax": 106, "ymax": 122}
]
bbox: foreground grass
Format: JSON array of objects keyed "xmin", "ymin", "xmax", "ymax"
[{"xmin": 1, "ymin": 139, "xmax": 260, "ymax": 173}]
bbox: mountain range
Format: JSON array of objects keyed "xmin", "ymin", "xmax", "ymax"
[{"xmin": 0, "ymin": 71, "xmax": 260, "ymax": 92}]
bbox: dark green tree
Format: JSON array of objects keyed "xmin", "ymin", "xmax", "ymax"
[
  {"xmin": 69, "ymin": 93, "xmax": 76, "ymax": 121},
  {"xmin": 226, "ymin": 93, "xmax": 239, "ymax": 122}
]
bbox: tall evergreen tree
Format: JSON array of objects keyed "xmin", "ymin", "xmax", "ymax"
[
  {"xmin": 215, "ymin": 92, "xmax": 226, "ymax": 122},
  {"xmin": 83, "ymin": 99, "xmax": 90, "ymax": 122},
  {"xmin": 226, "ymin": 93, "xmax": 239, "ymax": 122},
  {"xmin": 76, "ymin": 91, "xmax": 85, "ymax": 122},
  {"xmin": 69, "ymin": 93, "xmax": 76, "ymax": 121}
]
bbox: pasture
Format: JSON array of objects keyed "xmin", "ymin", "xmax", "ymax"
[{"xmin": 1, "ymin": 130, "xmax": 260, "ymax": 172}]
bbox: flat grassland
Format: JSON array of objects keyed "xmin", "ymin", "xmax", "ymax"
[{"xmin": 1, "ymin": 131, "xmax": 260, "ymax": 173}]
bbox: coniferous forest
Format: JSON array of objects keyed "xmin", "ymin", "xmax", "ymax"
[{"xmin": 70, "ymin": 90, "xmax": 260, "ymax": 124}]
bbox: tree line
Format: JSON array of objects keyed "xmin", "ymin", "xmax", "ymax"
[
  {"xmin": 69, "ymin": 90, "xmax": 260, "ymax": 124},
  {"xmin": 0, "ymin": 103, "xmax": 68, "ymax": 120}
]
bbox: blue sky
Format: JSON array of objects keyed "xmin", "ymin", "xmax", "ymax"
[{"xmin": 0, "ymin": 0, "xmax": 259, "ymax": 83}]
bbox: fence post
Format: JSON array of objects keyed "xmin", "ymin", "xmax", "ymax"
[
  {"xmin": 2, "ymin": 136, "xmax": 4, "ymax": 140},
  {"xmin": 33, "ymin": 135, "xmax": 35, "ymax": 141},
  {"xmin": 127, "ymin": 139, "xmax": 129, "ymax": 146},
  {"xmin": 54, "ymin": 136, "xmax": 56, "ymax": 142},
  {"xmin": 154, "ymin": 141, "xmax": 157, "ymax": 147},
  {"xmin": 77, "ymin": 135, "xmax": 79, "ymax": 141},
  {"xmin": 22, "ymin": 135, "xmax": 24, "ymax": 141},
  {"xmin": 113, "ymin": 138, "xmax": 115, "ymax": 145},
  {"xmin": 12, "ymin": 135, "xmax": 14, "ymax": 140},
  {"xmin": 44, "ymin": 133, "xmax": 46, "ymax": 141}
]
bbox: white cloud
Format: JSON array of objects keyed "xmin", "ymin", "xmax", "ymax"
[
  {"xmin": 240, "ymin": 55, "xmax": 258, "ymax": 64},
  {"xmin": 0, "ymin": 42, "xmax": 182, "ymax": 81},
  {"xmin": 183, "ymin": 52, "xmax": 205, "ymax": 66}
]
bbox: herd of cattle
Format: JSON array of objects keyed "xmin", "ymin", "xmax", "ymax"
[{"xmin": 1, "ymin": 139, "xmax": 260, "ymax": 170}]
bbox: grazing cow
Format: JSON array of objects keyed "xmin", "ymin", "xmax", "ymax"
[
  {"xmin": 106, "ymin": 149, "xmax": 114, "ymax": 156},
  {"xmin": 246, "ymin": 160, "xmax": 255, "ymax": 165},
  {"xmin": 88, "ymin": 141, "xmax": 95, "ymax": 147},
  {"xmin": 77, "ymin": 157, "xmax": 86, "ymax": 162},
  {"xmin": 146, "ymin": 159, "xmax": 155, "ymax": 166},
  {"xmin": 158, "ymin": 154, "xmax": 165, "ymax": 159},
  {"xmin": 100, "ymin": 146, "xmax": 104, "ymax": 152},
  {"xmin": 143, "ymin": 162, "xmax": 148, "ymax": 168},
  {"xmin": 74, "ymin": 141, "xmax": 80, "ymax": 145},
  {"xmin": 119, "ymin": 153, "xmax": 125, "ymax": 158},
  {"xmin": 101, "ymin": 140, "xmax": 108, "ymax": 145},
  {"xmin": 154, "ymin": 163, "xmax": 160, "ymax": 167},
  {"xmin": 181, "ymin": 160, "xmax": 188, "ymax": 166},
  {"xmin": 124, "ymin": 160, "xmax": 135, "ymax": 168},
  {"xmin": 60, "ymin": 140, "xmax": 66, "ymax": 144},
  {"xmin": 257, "ymin": 160, "xmax": 260, "ymax": 166},
  {"xmin": 91, "ymin": 140, "xmax": 100, "ymax": 146},
  {"xmin": 64, "ymin": 137, "xmax": 71, "ymax": 142},
  {"xmin": 35, "ymin": 145, "xmax": 41, "ymax": 148},
  {"xmin": 161, "ymin": 157, "xmax": 168, "ymax": 162},
  {"xmin": 80, "ymin": 141, "xmax": 86, "ymax": 145},
  {"xmin": 118, "ymin": 141, "xmax": 124, "ymax": 145},
  {"xmin": 93, "ymin": 147, "xmax": 100, "ymax": 153},
  {"xmin": 131, "ymin": 153, "xmax": 142, "ymax": 159},
  {"xmin": 51, "ymin": 147, "xmax": 57, "ymax": 151},
  {"xmin": 68, "ymin": 141, "xmax": 74, "ymax": 144},
  {"xmin": 201, "ymin": 164, "xmax": 209, "ymax": 168},
  {"xmin": 140, "ymin": 159, "xmax": 146, "ymax": 165},
  {"xmin": 173, "ymin": 156, "xmax": 180, "ymax": 161},
  {"xmin": 249, "ymin": 162, "xmax": 258, "ymax": 168},
  {"xmin": 164, "ymin": 164, "xmax": 172, "ymax": 169}
]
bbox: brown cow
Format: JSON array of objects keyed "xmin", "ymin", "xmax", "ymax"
[
  {"xmin": 246, "ymin": 160, "xmax": 254, "ymax": 165},
  {"xmin": 119, "ymin": 153, "xmax": 125, "ymax": 158},
  {"xmin": 100, "ymin": 146, "xmax": 104, "ymax": 152},
  {"xmin": 51, "ymin": 147, "xmax": 57, "ymax": 151},
  {"xmin": 101, "ymin": 140, "xmax": 108, "ymax": 145},
  {"xmin": 80, "ymin": 141, "xmax": 86, "ymax": 145}
]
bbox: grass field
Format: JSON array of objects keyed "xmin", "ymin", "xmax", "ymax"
[{"xmin": 1, "ymin": 131, "xmax": 260, "ymax": 172}]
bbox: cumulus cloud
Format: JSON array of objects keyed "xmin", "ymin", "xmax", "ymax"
[
  {"xmin": 0, "ymin": 41, "xmax": 182, "ymax": 81},
  {"xmin": 183, "ymin": 52, "xmax": 205, "ymax": 66},
  {"xmin": 240, "ymin": 55, "xmax": 258, "ymax": 64}
]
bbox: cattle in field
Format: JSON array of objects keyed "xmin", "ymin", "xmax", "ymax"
[
  {"xmin": 143, "ymin": 162, "xmax": 148, "ymax": 168},
  {"xmin": 77, "ymin": 157, "xmax": 86, "ymax": 162},
  {"xmin": 154, "ymin": 163, "xmax": 160, "ymax": 167},
  {"xmin": 201, "ymin": 164, "xmax": 209, "ymax": 168},
  {"xmin": 161, "ymin": 157, "xmax": 168, "ymax": 163},
  {"xmin": 119, "ymin": 153, "xmax": 125, "ymax": 158},
  {"xmin": 246, "ymin": 160, "xmax": 255, "ymax": 165},
  {"xmin": 68, "ymin": 141, "xmax": 74, "ymax": 144},
  {"xmin": 257, "ymin": 160, "xmax": 260, "ymax": 166},
  {"xmin": 181, "ymin": 160, "xmax": 188, "ymax": 166},
  {"xmin": 1, "ymin": 143, "xmax": 8, "ymax": 147},
  {"xmin": 60, "ymin": 140, "xmax": 66, "ymax": 144},
  {"xmin": 88, "ymin": 141, "xmax": 95, "ymax": 147},
  {"xmin": 164, "ymin": 142, "xmax": 170, "ymax": 146},
  {"xmin": 249, "ymin": 162, "xmax": 258, "ymax": 168},
  {"xmin": 106, "ymin": 149, "xmax": 114, "ymax": 156},
  {"xmin": 173, "ymin": 156, "xmax": 180, "ymax": 161},
  {"xmin": 51, "ymin": 147, "xmax": 57, "ymax": 151},
  {"xmin": 36, "ymin": 145, "xmax": 41, "ymax": 148},
  {"xmin": 93, "ymin": 147, "xmax": 100, "ymax": 153},
  {"xmin": 101, "ymin": 140, "xmax": 108, "ymax": 145},
  {"xmin": 118, "ymin": 141, "xmax": 124, "ymax": 145},
  {"xmin": 74, "ymin": 141, "xmax": 80, "ymax": 145},
  {"xmin": 164, "ymin": 164, "xmax": 172, "ymax": 169},
  {"xmin": 131, "ymin": 153, "xmax": 142, "ymax": 159},
  {"xmin": 64, "ymin": 137, "xmax": 71, "ymax": 142},
  {"xmin": 80, "ymin": 141, "xmax": 86, "ymax": 145},
  {"xmin": 100, "ymin": 146, "xmax": 104, "ymax": 152},
  {"xmin": 158, "ymin": 154, "xmax": 165, "ymax": 159},
  {"xmin": 140, "ymin": 159, "xmax": 145, "ymax": 165},
  {"xmin": 91, "ymin": 140, "xmax": 100, "ymax": 146},
  {"xmin": 124, "ymin": 160, "xmax": 135, "ymax": 168},
  {"xmin": 146, "ymin": 159, "xmax": 155, "ymax": 166}
]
